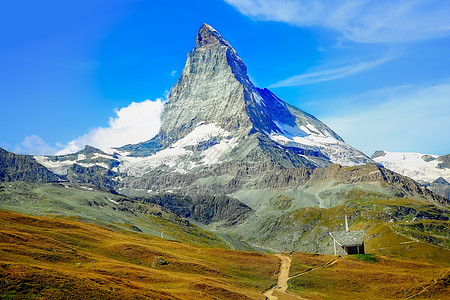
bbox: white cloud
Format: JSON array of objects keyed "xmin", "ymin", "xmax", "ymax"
[
  {"xmin": 170, "ymin": 70, "xmax": 177, "ymax": 77},
  {"xmin": 225, "ymin": 0, "xmax": 450, "ymax": 43},
  {"xmin": 321, "ymin": 82, "xmax": 450, "ymax": 156},
  {"xmin": 56, "ymin": 99, "xmax": 165, "ymax": 155},
  {"xmin": 14, "ymin": 135, "xmax": 57, "ymax": 155},
  {"xmin": 269, "ymin": 56, "xmax": 391, "ymax": 87}
]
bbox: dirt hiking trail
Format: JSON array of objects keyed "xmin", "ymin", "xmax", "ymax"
[
  {"xmin": 263, "ymin": 253, "xmax": 340, "ymax": 300},
  {"xmin": 263, "ymin": 253, "xmax": 305, "ymax": 300}
]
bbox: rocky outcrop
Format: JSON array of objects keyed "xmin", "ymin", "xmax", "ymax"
[
  {"xmin": 142, "ymin": 193, "xmax": 252, "ymax": 225},
  {"xmin": 310, "ymin": 164, "xmax": 445, "ymax": 202},
  {"xmin": 0, "ymin": 148, "xmax": 61, "ymax": 183},
  {"xmin": 437, "ymin": 154, "xmax": 450, "ymax": 169},
  {"xmin": 67, "ymin": 164, "xmax": 118, "ymax": 192},
  {"xmin": 371, "ymin": 150, "xmax": 386, "ymax": 159},
  {"xmin": 427, "ymin": 177, "xmax": 450, "ymax": 200}
]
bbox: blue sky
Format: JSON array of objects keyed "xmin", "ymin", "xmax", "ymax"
[{"xmin": 1, "ymin": 0, "xmax": 449, "ymax": 156}]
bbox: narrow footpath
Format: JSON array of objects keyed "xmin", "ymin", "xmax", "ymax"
[
  {"xmin": 263, "ymin": 253, "xmax": 304, "ymax": 300},
  {"xmin": 263, "ymin": 253, "xmax": 341, "ymax": 300}
]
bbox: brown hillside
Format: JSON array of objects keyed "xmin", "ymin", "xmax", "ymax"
[
  {"xmin": 286, "ymin": 252, "xmax": 449, "ymax": 300},
  {"xmin": 0, "ymin": 211, "xmax": 278, "ymax": 299},
  {"xmin": 1, "ymin": 210, "xmax": 449, "ymax": 299}
]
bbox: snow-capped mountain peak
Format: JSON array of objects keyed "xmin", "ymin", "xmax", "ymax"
[
  {"xmin": 130, "ymin": 23, "xmax": 372, "ymax": 171},
  {"xmin": 36, "ymin": 23, "xmax": 373, "ymax": 181}
]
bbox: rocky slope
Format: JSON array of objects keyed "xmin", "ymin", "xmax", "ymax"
[
  {"xmin": 220, "ymin": 163, "xmax": 449, "ymax": 253},
  {"xmin": 427, "ymin": 177, "xmax": 450, "ymax": 201},
  {"xmin": 0, "ymin": 148, "xmax": 61, "ymax": 183},
  {"xmin": 141, "ymin": 193, "xmax": 252, "ymax": 226}
]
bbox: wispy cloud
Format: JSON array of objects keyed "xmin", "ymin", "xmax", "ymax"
[
  {"xmin": 56, "ymin": 99, "xmax": 165, "ymax": 155},
  {"xmin": 321, "ymin": 82, "xmax": 450, "ymax": 155},
  {"xmin": 269, "ymin": 56, "xmax": 391, "ymax": 87},
  {"xmin": 225, "ymin": 0, "xmax": 450, "ymax": 43},
  {"xmin": 14, "ymin": 135, "xmax": 58, "ymax": 155}
]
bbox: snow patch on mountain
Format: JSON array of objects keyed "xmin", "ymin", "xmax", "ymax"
[
  {"xmin": 34, "ymin": 154, "xmax": 113, "ymax": 175},
  {"xmin": 34, "ymin": 156, "xmax": 76, "ymax": 175},
  {"xmin": 273, "ymin": 120, "xmax": 308, "ymax": 138},
  {"xmin": 252, "ymin": 91, "xmax": 265, "ymax": 105},
  {"xmin": 268, "ymin": 121, "xmax": 367, "ymax": 166},
  {"xmin": 119, "ymin": 147, "xmax": 188, "ymax": 176},
  {"xmin": 373, "ymin": 151, "xmax": 450, "ymax": 183},
  {"xmin": 119, "ymin": 123, "xmax": 238, "ymax": 176},
  {"xmin": 92, "ymin": 153, "xmax": 115, "ymax": 160},
  {"xmin": 203, "ymin": 137, "xmax": 239, "ymax": 165},
  {"xmin": 173, "ymin": 123, "xmax": 230, "ymax": 147}
]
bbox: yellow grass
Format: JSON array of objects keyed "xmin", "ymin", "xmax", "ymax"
[
  {"xmin": 287, "ymin": 253, "xmax": 449, "ymax": 299},
  {"xmin": 1, "ymin": 210, "xmax": 449, "ymax": 299},
  {"xmin": 0, "ymin": 211, "xmax": 278, "ymax": 299}
]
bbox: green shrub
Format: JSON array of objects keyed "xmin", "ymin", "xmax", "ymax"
[{"xmin": 353, "ymin": 254, "xmax": 378, "ymax": 263}]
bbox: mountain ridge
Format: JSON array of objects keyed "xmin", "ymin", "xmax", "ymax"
[{"xmin": 0, "ymin": 148, "xmax": 61, "ymax": 183}]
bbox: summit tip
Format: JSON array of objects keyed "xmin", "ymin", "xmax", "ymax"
[{"xmin": 196, "ymin": 23, "xmax": 226, "ymax": 47}]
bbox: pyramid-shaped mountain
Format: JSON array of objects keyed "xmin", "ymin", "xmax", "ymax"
[{"xmin": 119, "ymin": 24, "xmax": 371, "ymax": 177}]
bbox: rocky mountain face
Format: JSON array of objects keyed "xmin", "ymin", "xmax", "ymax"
[
  {"xmin": 112, "ymin": 24, "xmax": 372, "ymax": 200},
  {"xmin": 1, "ymin": 24, "xmax": 449, "ymax": 256},
  {"xmin": 119, "ymin": 24, "xmax": 370, "ymax": 168},
  {"xmin": 427, "ymin": 177, "xmax": 450, "ymax": 201},
  {"xmin": 28, "ymin": 24, "xmax": 372, "ymax": 192},
  {"xmin": 142, "ymin": 193, "xmax": 252, "ymax": 226},
  {"xmin": 0, "ymin": 148, "xmax": 60, "ymax": 183}
]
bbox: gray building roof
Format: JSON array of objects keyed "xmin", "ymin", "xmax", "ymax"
[{"xmin": 329, "ymin": 230, "xmax": 365, "ymax": 247}]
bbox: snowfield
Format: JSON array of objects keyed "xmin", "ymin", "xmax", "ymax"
[
  {"xmin": 373, "ymin": 151, "xmax": 450, "ymax": 183},
  {"xmin": 269, "ymin": 121, "xmax": 368, "ymax": 167},
  {"xmin": 119, "ymin": 123, "xmax": 238, "ymax": 176}
]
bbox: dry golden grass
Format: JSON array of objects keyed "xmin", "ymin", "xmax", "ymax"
[
  {"xmin": 364, "ymin": 222, "xmax": 450, "ymax": 266},
  {"xmin": 0, "ymin": 211, "xmax": 278, "ymax": 299},
  {"xmin": 1, "ymin": 210, "xmax": 449, "ymax": 299},
  {"xmin": 287, "ymin": 252, "xmax": 450, "ymax": 299}
]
